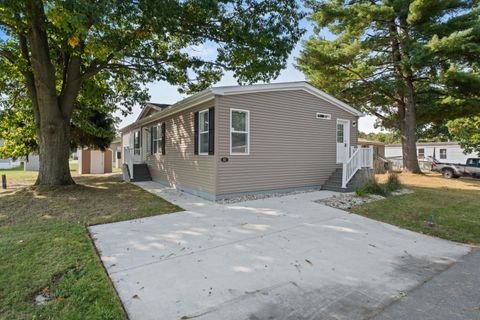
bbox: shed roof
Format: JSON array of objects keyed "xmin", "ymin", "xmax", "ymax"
[
  {"xmin": 385, "ymin": 141, "xmax": 460, "ymax": 148},
  {"xmin": 358, "ymin": 138, "xmax": 385, "ymax": 146}
]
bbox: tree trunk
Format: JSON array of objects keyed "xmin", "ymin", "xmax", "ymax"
[
  {"xmin": 400, "ymin": 78, "xmax": 421, "ymax": 173},
  {"xmin": 394, "ymin": 12, "xmax": 421, "ymax": 173},
  {"xmin": 35, "ymin": 115, "xmax": 75, "ymax": 186},
  {"xmin": 26, "ymin": 0, "xmax": 76, "ymax": 186}
]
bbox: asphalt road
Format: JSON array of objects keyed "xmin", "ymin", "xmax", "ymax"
[{"xmin": 374, "ymin": 249, "xmax": 480, "ymax": 320}]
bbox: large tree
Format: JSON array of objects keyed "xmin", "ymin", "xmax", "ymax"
[
  {"xmin": 0, "ymin": 69, "xmax": 119, "ymax": 159},
  {"xmin": 298, "ymin": 0, "xmax": 480, "ymax": 172},
  {"xmin": 0, "ymin": 0, "xmax": 302, "ymax": 185},
  {"xmin": 447, "ymin": 116, "xmax": 480, "ymax": 156}
]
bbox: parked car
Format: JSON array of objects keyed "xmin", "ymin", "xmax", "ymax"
[{"xmin": 431, "ymin": 158, "xmax": 480, "ymax": 179}]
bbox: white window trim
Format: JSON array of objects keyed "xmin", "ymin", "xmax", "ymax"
[
  {"xmin": 133, "ymin": 130, "xmax": 141, "ymax": 155},
  {"xmin": 418, "ymin": 148, "xmax": 425, "ymax": 158},
  {"xmin": 198, "ymin": 109, "xmax": 209, "ymax": 155},
  {"xmin": 152, "ymin": 123, "xmax": 163, "ymax": 154},
  {"xmin": 230, "ymin": 108, "xmax": 250, "ymax": 155},
  {"xmin": 439, "ymin": 148, "xmax": 447, "ymax": 159}
]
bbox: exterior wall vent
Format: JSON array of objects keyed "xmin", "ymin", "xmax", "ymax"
[{"xmin": 316, "ymin": 113, "xmax": 332, "ymax": 120}]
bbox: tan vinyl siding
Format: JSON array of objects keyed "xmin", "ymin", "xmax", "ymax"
[
  {"xmin": 143, "ymin": 102, "xmax": 216, "ymax": 195},
  {"xmin": 215, "ymin": 90, "xmax": 359, "ymax": 196}
]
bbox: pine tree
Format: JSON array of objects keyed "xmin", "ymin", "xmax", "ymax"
[{"xmin": 298, "ymin": 0, "xmax": 480, "ymax": 172}]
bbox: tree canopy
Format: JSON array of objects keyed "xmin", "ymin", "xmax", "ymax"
[
  {"xmin": 359, "ymin": 131, "xmax": 400, "ymax": 144},
  {"xmin": 0, "ymin": 72, "xmax": 118, "ymax": 159},
  {"xmin": 298, "ymin": 0, "xmax": 480, "ymax": 172},
  {"xmin": 447, "ymin": 116, "xmax": 480, "ymax": 156},
  {"xmin": 0, "ymin": 0, "xmax": 303, "ymax": 184}
]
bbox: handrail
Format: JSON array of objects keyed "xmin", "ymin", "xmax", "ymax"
[
  {"xmin": 342, "ymin": 146, "xmax": 373, "ymax": 188},
  {"xmin": 124, "ymin": 147, "xmax": 134, "ymax": 180}
]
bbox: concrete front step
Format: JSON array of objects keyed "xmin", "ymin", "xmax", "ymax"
[
  {"xmin": 322, "ymin": 167, "xmax": 357, "ymax": 193},
  {"xmin": 323, "ymin": 167, "xmax": 374, "ymax": 193}
]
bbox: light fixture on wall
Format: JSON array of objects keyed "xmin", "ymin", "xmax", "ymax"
[{"xmin": 352, "ymin": 121, "xmax": 357, "ymax": 127}]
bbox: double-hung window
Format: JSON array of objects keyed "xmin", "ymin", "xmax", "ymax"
[
  {"xmin": 199, "ymin": 110, "xmax": 209, "ymax": 155},
  {"xmin": 230, "ymin": 109, "xmax": 249, "ymax": 155},
  {"xmin": 152, "ymin": 124, "xmax": 162, "ymax": 154},
  {"xmin": 440, "ymin": 148, "xmax": 447, "ymax": 159},
  {"xmin": 133, "ymin": 131, "xmax": 140, "ymax": 155},
  {"xmin": 418, "ymin": 148, "xmax": 425, "ymax": 159}
]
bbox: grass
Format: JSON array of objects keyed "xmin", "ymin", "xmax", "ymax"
[
  {"xmin": 350, "ymin": 173, "xmax": 480, "ymax": 245},
  {"xmin": 0, "ymin": 166, "xmax": 39, "ymax": 188},
  {"xmin": 0, "ymin": 170, "xmax": 181, "ymax": 319}
]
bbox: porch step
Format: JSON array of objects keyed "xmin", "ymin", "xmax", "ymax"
[
  {"xmin": 131, "ymin": 164, "xmax": 152, "ymax": 182},
  {"xmin": 322, "ymin": 168, "xmax": 355, "ymax": 193}
]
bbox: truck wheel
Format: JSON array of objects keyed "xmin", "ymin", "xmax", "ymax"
[{"xmin": 442, "ymin": 169, "xmax": 454, "ymax": 179}]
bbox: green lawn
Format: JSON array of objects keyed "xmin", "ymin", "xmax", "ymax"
[
  {"xmin": 0, "ymin": 174, "xmax": 181, "ymax": 319},
  {"xmin": 350, "ymin": 173, "xmax": 480, "ymax": 245},
  {"xmin": 0, "ymin": 166, "xmax": 39, "ymax": 187}
]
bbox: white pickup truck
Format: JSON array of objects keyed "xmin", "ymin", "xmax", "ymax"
[{"xmin": 431, "ymin": 158, "xmax": 480, "ymax": 179}]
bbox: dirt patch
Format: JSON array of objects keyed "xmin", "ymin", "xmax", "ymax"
[
  {"xmin": 376, "ymin": 172, "xmax": 480, "ymax": 191},
  {"xmin": 31, "ymin": 267, "xmax": 77, "ymax": 306}
]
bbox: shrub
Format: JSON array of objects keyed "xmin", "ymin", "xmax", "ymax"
[
  {"xmin": 385, "ymin": 172, "xmax": 402, "ymax": 192},
  {"xmin": 355, "ymin": 186, "xmax": 369, "ymax": 197},
  {"xmin": 365, "ymin": 177, "xmax": 390, "ymax": 197}
]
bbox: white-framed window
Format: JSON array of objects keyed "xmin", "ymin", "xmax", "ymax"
[
  {"xmin": 151, "ymin": 123, "xmax": 162, "ymax": 154},
  {"xmin": 199, "ymin": 109, "xmax": 209, "ymax": 155},
  {"xmin": 440, "ymin": 148, "xmax": 447, "ymax": 159},
  {"xmin": 230, "ymin": 108, "xmax": 250, "ymax": 155},
  {"xmin": 336, "ymin": 122, "xmax": 344, "ymax": 143},
  {"xmin": 133, "ymin": 131, "xmax": 141, "ymax": 155},
  {"xmin": 418, "ymin": 148, "xmax": 425, "ymax": 159}
]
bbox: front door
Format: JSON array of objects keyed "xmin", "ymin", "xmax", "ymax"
[
  {"xmin": 336, "ymin": 119, "xmax": 350, "ymax": 163},
  {"xmin": 90, "ymin": 150, "xmax": 104, "ymax": 174}
]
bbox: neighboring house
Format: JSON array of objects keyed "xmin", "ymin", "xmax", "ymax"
[
  {"xmin": 109, "ymin": 137, "xmax": 122, "ymax": 169},
  {"xmin": 385, "ymin": 142, "xmax": 477, "ymax": 163},
  {"xmin": 24, "ymin": 153, "xmax": 40, "ymax": 171},
  {"xmin": 120, "ymin": 82, "xmax": 373, "ymax": 200},
  {"xmin": 0, "ymin": 158, "xmax": 21, "ymax": 170},
  {"xmin": 25, "ymin": 151, "xmax": 78, "ymax": 171},
  {"xmin": 358, "ymin": 138, "xmax": 385, "ymax": 159},
  {"xmin": 0, "ymin": 140, "xmax": 21, "ymax": 169},
  {"xmin": 358, "ymin": 139, "xmax": 387, "ymax": 173}
]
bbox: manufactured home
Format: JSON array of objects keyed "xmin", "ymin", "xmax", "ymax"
[
  {"xmin": 0, "ymin": 140, "xmax": 21, "ymax": 169},
  {"xmin": 385, "ymin": 142, "xmax": 477, "ymax": 163},
  {"xmin": 120, "ymin": 82, "xmax": 373, "ymax": 200}
]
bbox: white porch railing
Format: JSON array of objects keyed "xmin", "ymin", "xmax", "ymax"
[
  {"xmin": 124, "ymin": 147, "xmax": 134, "ymax": 180},
  {"xmin": 342, "ymin": 146, "xmax": 374, "ymax": 188}
]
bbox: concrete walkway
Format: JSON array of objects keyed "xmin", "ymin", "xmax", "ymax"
[
  {"xmin": 374, "ymin": 249, "xmax": 480, "ymax": 320},
  {"xmin": 89, "ymin": 182, "xmax": 470, "ymax": 320}
]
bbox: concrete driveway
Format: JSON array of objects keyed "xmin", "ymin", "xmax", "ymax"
[{"xmin": 89, "ymin": 182, "xmax": 469, "ymax": 320}]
